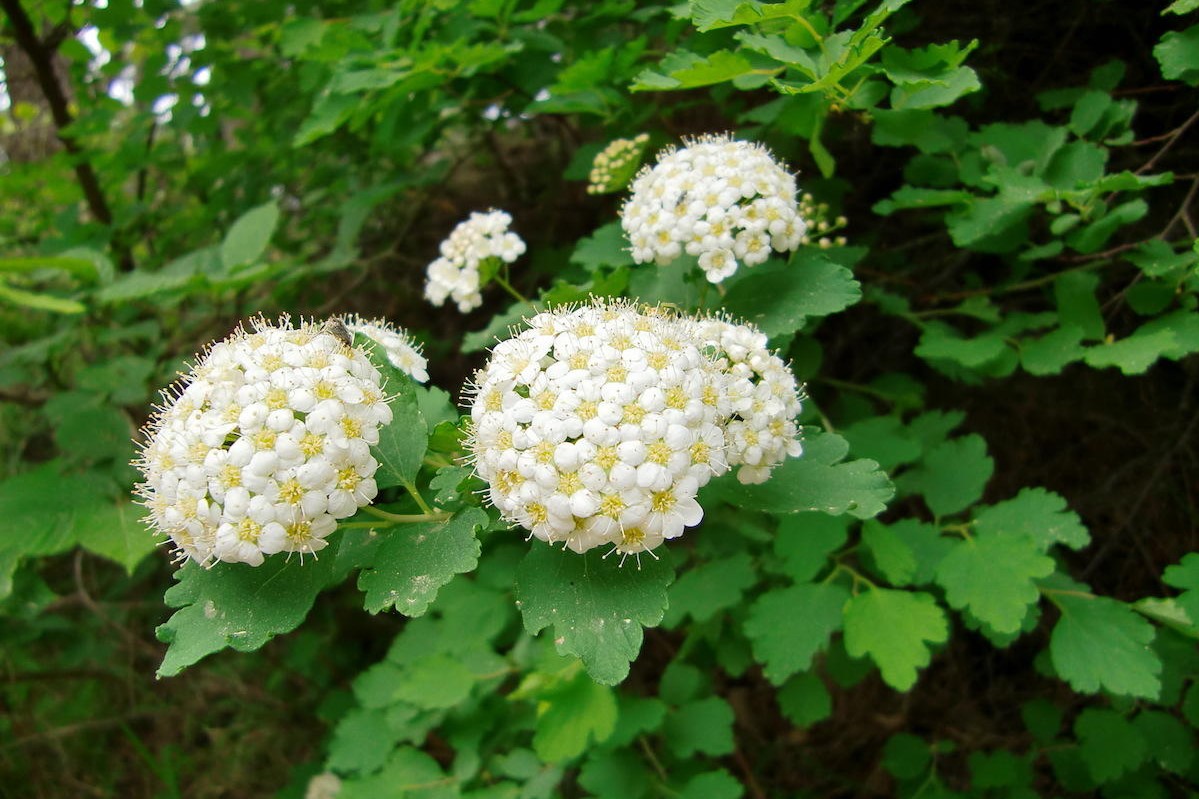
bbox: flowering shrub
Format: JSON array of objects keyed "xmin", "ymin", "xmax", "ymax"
[{"xmin": 1, "ymin": 0, "xmax": 1197, "ymax": 797}]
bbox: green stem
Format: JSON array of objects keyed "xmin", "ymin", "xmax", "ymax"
[
  {"xmin": 363, "ymin": 505, "xmax": 450, "ymax": 524},
  {"xmin": 401, "ymin": 480, "xmax": 438, "ymax": 515},
  {"xmin": 494, "ymin": 271, "xmax": 530, "ymax": 304}
]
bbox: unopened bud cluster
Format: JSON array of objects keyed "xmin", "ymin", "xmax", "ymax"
[
  {"xmin": 621, "ymin": 134, "xmax": 807, "ymax": 283},
  {"xmin": 425, "ymin": 210, "xmax": 526, "ymax": 313},
  {"xmin": 798, "ymin": 193, "xmax": 849, "ymax": 249},
  {"xmin": 466, "ymin": 300, "xmax": 804, "ymax": 558},
  {"xmin": 135, "ymin": 317, "xmax": 391, "ymax": 567},
  {"xmin": 587, "ymin": 133, "xmax": 650, "ymax": 195}
]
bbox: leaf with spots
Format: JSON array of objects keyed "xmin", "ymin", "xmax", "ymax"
[
  {"xmin": 357, "ymin": 507, "xmax": 487, "ymax": 615},
  {"xmin": 515, "ymin": 543, "xmax": 675, "ymax": 685},
  {"xmin": 156, "ymin": 545, "xmax": 340, "ymax": 677}
]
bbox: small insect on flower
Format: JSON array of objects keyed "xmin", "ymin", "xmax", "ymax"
[
  {"xmin": 133, "ymin": 315, "xmax": 392, "ymax": 568},
  {"xmin": 322, "ymin": 317, "xmax": 354, "ymax": 348}
]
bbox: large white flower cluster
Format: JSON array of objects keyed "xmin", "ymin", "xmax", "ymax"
[
  {"xmin": 466, "ymin": 300, "xmax": 803, "ymax": 559},
  {"xmin": 135, "ymin": 317, "xmax": 392, "ymax": 567},
  {"xmin": 621, "ymin": 134, "xmax": 807, "ymax": 283},
  {"xmin": 340, "ymin": 314, "xmax": 430, "ymax": 384},
  {"xmin": 425, "ymin": 210, "xmax": 526, "ymax": 313}
]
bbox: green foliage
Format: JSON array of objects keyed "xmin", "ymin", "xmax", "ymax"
[
  {"xmin": 2, "ymin": 0, "xmax": 1197, "ymax": 796},
  {"xmin": 515, "ymin": 544, "xmax": 674, "ymax": 685},
  {"xmin": 357, "ymin": 508, "xmax": 487, "ymax": 615}
]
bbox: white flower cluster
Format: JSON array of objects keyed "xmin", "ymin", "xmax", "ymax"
[
  {"xmin": 134, "ymin": 317, "xmax": 392, "ymax": 567},
  {"xmin": 425, "ymin": 210, "xmax": 526, "ymax": 313},
  {"xmin": 466, "ymin": 300, "xmax": 803, "ymax": 559},
  {"xmin": 340, "ymin": 314, "xmax": 430, "ymax": 384},
  {"xmin": 689, "ymin": 316, "xmax": 805, "ymax": 485},
  {"xmin": 587, "ymin": 133, "xmax": 650, "ymax": 195},
  {"xmin": 621, "ymin": 134, "xmax": 807, "ymax": 283}
]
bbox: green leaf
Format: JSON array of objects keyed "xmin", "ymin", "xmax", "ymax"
[
  {"xmin": 393, "ymin": 653, "xmax": 477, "ymax": 709},
  {"xmin": 882, "ymin": 519, "xmax": 954, "ymax": 585},
  {"xmin": 702, "ymin": 430, "xmax": 894, "ymax": 519},
  {"xmin": 1165, "ymin": 0, "xmax": 1199, "ymax": 12},
  {"xmin": 935, "ymin": 534, "xmax": 1053, "ymax": 634},
  {"xmin": 841, "ymin": 415, "xmax": 921, "ymax": 471},
  {"xmin": 843, "ymin": 588, "xmax": 949, "ymax": 691},
  {"xmin": 720, "ymin": 253, "xmax": 862, "ymax": 337},
  {"xmin": 74, "ymin": 500, "xmax": 161, "ymax": 574},
  {"xmin": 0, "ymin": 254, "xmax": 102, "ymax": 280},
  {"xmin": 744, "ymin": 583, "xmax": 850, "ymax": 684},
  {"xmin": 1083, "ymin": 327, "xmax": 1177, "ymax": 374},
  {"xmin": 640, "ymin": 49, "xmax": 782, "ymax": 92},
  {"xmin": 0, "ymin": 282, "xmax": 86, "ymax": 314},
  {"xmin": 578, "ymin": 750, "xmax": 651, "ymax": 799},
  {"xmin": 862, "ymin": 522, "xmax": 917, "ymax": 585},
  {"xmin": 661, "ymin": 696, "xmax": 735, "ymax": 757},
  {"xmin": 1154, "ymin": 24, "xmax": 1199, "ymax": 84},
  {"xmin": 777, "ymin": 672, "xmax": 831, "ymax": 727},
  {"xmin": 1134, "ymin": 710, "xmax": 1194, "ymax": 774},
  {"xmin": 328, "ymin": 708, "xmax": 399, "ymax": 774},
  {"xmin": 515, "ymin": 544, "xmax": 674, "ymax": 685},
  {"xmin": 372, "ymin": 370, "xmax": 428, "ymax": 490},
  {"xmin": 1074, "ymin": 709, "xmax": 1147, "ymax": 782},
  {"xmin": 358, "ymin": 507, "xmax": 486, "ymax": 615},
  {"xmin": 974, "ymin": 487, "xmax": 1090, "ymax": 551},
  {"xmin": 293, "ymin": 92, "xmax": 357, "ymax": 146},
  {"xmin": 663, "ymin": 553, "xmax": 756, "ymax": 625},
  {"xmin": 773, "ymin": 512, "xmax": 849, "ymax": 582},
  {"xmin": 903, "ymin": 434, "xmax": 993, "ymax": 517},
  {"xmin": 572, "ymin": 222, "xmax": 636, "ymax": 271},
  {"xmin": 1048, "ymin": 587, "xmax": 1161, "ymax": 699},
  {"xmin": 691, "ymin": 0, "xmax": 799, "ymax": 31},
  {"xmin": 915, "ymin": 322, "xmax": 1008, "ymax": 369},
  {"xmin": 339, "ymin": 747, "xmax": 457, "ymax": 799},
  {"xmin": 882, "ymin": 733, "xmax": 931, "ymax": 779},
  {"xmin": 1163, "ymin": 553, "xmax": 1199, "ymax": 625},
  {"xmin": 156, "ymin": 552, "xmax": 339, "ymax": 677},
  {"xmin": 678, "ymin": 770, "xmax": 744, "ymax": 799},
  {"xmin": 946, "ymin": 198, "xmax": 1034, "ymax": 253},
  {"xmin": 220, "ymin": 201, "xmax": 279, "ymax": 270},
  {"xmin": 1054, "ymin": 271, "xmax": 1105, "ymax": 341},
  {"xmin": 533, "ymin": 670, "xmax": 618, "ymax": 762},
  {"xmin": 1020, "ymin": 325, "xmax": 1086, "ymax": 375}
]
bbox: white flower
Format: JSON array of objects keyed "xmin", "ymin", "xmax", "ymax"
[
  {"xmin": 424, "ymin": 210, "xmax": 526, "ymax": 313},
  {"xmin": 134, "ymin": 316, "xmax": 390, "ymax": 567},
  {"xmin": 339, "ymin": 314, "xmax": 429, "ymax": 383},
  {"xmin": 465, "ymin": 300, "xmax": 805, "ymax": 561},
  {"xmin": 621, "ymin": 134, "xmax": 807, "ymax": 283}
]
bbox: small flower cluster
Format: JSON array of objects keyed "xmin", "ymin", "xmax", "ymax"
[
  {"xmin": 621, "ymin": 134, "xmax": 807, "ymax": 283},
  {"xmin": 134, "ymin": 317, "xmax": 391, "ymax": 567},
  {"xmin": 466, "ymin": 300, "xmax": 803, "ymax": 559},
  {"xmin": 798, "ymin": 192, "xmax": 849, "ymax": 249},
  {"xmin": 425, "ymin": 210, "xmax": 526, "ymax": 313},
  {"xmin": 587, "ymin": 133, "xmax": 650, "ymax": 195},
  {"xmin": 340, "ymin": 314, "xmax": 430, "ymax": 383},
  {"xmin": 689, "ymin": 316, "xmax": 805, "ymax": 485}
]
